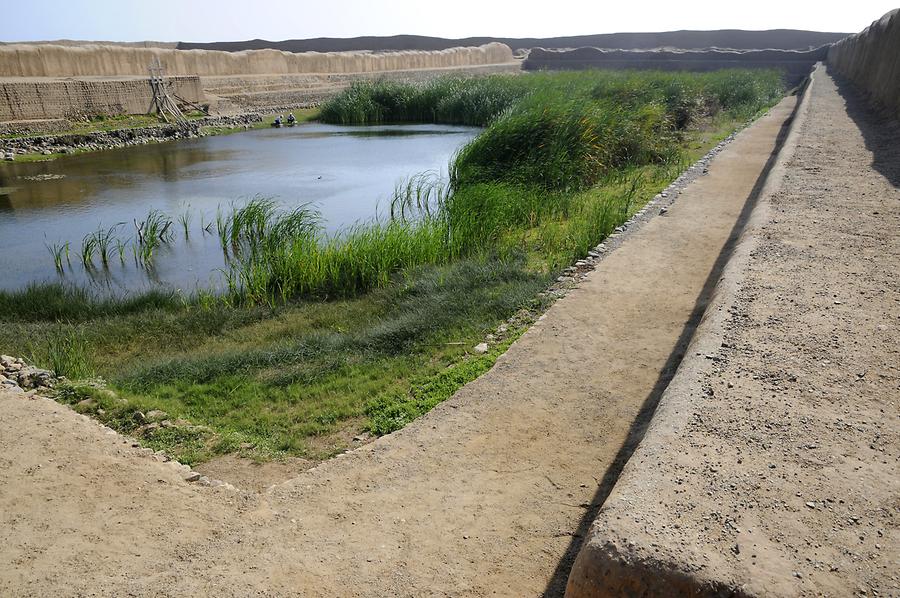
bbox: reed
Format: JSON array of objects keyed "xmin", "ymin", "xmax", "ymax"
[
  {"xmin": 115, "ymin": 238, "xmax": 128, "ymax": 264},
  {"xmin": 46, "ymin": 241, "xmax": 69, "ymax": 272},
  {"xmin": 133, "ymin": 210, "xmax": 174, "ymax": 266},
  {"xmin": 178, "ymin": 210, "xmax": 192, "ymax": 239},
  {"xmin": 80, "ymin": 234, "xmax": 98, "ymax": 268},
  {"xmin": 95, "ymin": 224, "xmax": 123, "ymax": 268}
]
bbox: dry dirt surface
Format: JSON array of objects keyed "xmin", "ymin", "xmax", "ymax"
[
  {"xmin": 0, "ymin": 96, "xmax": 798, "ymax": 596},
  {"xmin": 567, "ymin": 65, "xmax": 899, "ymax": 596}
]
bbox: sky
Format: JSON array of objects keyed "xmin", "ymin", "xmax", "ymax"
[{"xmin": 1, "ymin": 0, "xmax": 896, "ymax": 42}]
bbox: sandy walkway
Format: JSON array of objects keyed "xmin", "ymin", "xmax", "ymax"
[{"xmin": 0, "ymin": 95, "xmax": 798, "ymax": 596}]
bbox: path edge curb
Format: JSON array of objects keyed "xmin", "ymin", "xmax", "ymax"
[{"xmin": 563, "ymin": 66, "xmax": 817, "ymax": 597}]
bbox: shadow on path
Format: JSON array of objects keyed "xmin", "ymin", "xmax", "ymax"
[
  {"xmin": 540, "ymin": 86, "xmax": 805, "ymax": 597},
  {"xmin": 828, "ymin": 65, "xmax": 900, "ymax": 189}
]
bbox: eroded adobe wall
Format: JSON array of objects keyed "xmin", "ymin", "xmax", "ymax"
[
  {"xmin": 827, "ymin": 9, "xmax": 900, "ymax": 118},
  {"xmin": 523, "ymin": 47, "xmax": 828, "ymax": 85},
  {"xmin": 0, "ymin": 43, "xmax": 514, "ymax": 77},
  {"xmin": 0, "ymin": 77, "xmax": 203, "ymax": 121}
]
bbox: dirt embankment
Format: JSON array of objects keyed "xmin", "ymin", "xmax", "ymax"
[{"xmin": 566, "ymin": 64, "xmax": 899, "ymax": 597}]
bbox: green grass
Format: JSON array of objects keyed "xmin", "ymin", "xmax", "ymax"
[
  {"xmin": 208, "ymin": 70, "xmax": 783, "ymax": 304},
  {"xmin": 0, "ymin": 69, "xmax": 786, "ymax": 465},
  {"xmin": 1, "ymin": 258, "xmax": 549, "ymax": 463}
]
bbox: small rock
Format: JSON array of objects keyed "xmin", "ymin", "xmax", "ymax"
[
  {"xmin": 145, "ymin": 409, "xmax": 168, "ymax": 422},
  {"xmin": 184, "ymin": 472, "xmax": 202, "ymax": 483},
  {"xmin": 137, "ymin": 422, "xmax": 161, "ymax": 436},
  {"xmin": 473, "ymin": 343, "xmax": 489, "ymax": 355}
]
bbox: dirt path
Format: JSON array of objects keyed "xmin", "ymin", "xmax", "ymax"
[
  {"xmin": 0, "ymin": 96, "xmax": 798, "ymax": 597},
  {"xmin": 568, "ymin": 65, "xmax": 899, "ymax": 596}
]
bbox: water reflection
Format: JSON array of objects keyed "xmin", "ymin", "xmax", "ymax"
[{"xmin": 0, "ymin": 123, "xmax": 477, "ymax": 293}]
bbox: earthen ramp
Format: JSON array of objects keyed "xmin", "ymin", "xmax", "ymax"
[{"xmin": 0, "ymin": 88, "xmax": 804, "ymax": 594}]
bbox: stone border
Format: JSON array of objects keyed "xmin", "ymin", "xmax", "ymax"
[{"xmin": 564, "ymin": 67, "xmax": 814, "ymax": 597}]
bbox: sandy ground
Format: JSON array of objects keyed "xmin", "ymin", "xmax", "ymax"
[
  {"xmin": 568, "ymin": 65, "xmax": 899, "ymax": 596},
  {"xmin": 1, "ymin": 95, "xmax": 798, "ymax": 596}
]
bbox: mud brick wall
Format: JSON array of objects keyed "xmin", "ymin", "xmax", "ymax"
[
  {"xmin": 0, "ymin": 44, "xmax": 514, "ymax": 77},
  {"xmin": 0, "ymin": 76, "xmax": 203, "ymax": 120},
  {"xmin": 827, "ymin": 9, "xmax": 900, "ymax": 119},
  {"xmin": 523, "ymin": 47, "xmax": 828, "ymax": 86}
]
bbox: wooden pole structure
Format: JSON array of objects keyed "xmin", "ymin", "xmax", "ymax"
[{"xmin": 148, "ymin": 57, "xmax": 189, "ymax": 127}]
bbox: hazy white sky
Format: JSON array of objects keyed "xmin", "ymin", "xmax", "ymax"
[{"xmin": 1, "ymin": 0, "xmax": 896, "ymax": 42}]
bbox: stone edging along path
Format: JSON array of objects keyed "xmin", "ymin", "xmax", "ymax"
[
  {"xmin": 565, "ymin": 67, "xmax": 813, "ymax": 598},
  {"xmin": 566, "ymin": 64, "xmax": 899, "ymax": 597}
]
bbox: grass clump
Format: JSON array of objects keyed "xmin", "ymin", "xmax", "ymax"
[{"xmin": 32, "ymin": 328, "xmax": 94, "ymax": 379}]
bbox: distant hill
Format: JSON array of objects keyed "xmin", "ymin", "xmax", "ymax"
[{"xmin": 177, "ymin": 30, "xmax": 848, "ymax": 53}]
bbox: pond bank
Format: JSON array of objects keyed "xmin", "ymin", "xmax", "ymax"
[{"xmin": 0, "ymin": 113, "xmax": 268, "ymax": 161}]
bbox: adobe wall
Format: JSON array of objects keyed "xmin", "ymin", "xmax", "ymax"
[
  {"xmin": 0, "ymin": 76, "xmax": 204, "ymax": 121},
  {"xmin": 0, "ymin": 43, "xmax": 516, "ymax": 122},
  {"xmin": 0, "ymin": 43, "xmax": 514, "ymax": 77},
  {"xmin": 523, "ymin": 47, "xmax": 828, "ymax": 85},
  {"xmin": 827, "ymin": 9, "xmax": 900, "ymax": 118}
]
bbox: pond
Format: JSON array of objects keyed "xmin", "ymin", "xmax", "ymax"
[{"xmin": 0, "ymin": 123, "xmax": 478, "ymax": 294}]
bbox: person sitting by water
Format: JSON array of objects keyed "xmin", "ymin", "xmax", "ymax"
[
  {"xmin": 273, "ymin": 115, "xmax": 282, "ymax": 126},
  {"xmin": 287, "ymin": 113, "xmax": 296, "ymax": 124}
]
